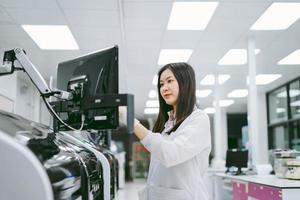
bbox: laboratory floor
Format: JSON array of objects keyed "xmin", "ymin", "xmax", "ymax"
[{"xmin": 115, "ymin": 179, "xmax": 146, "ymax": 200}]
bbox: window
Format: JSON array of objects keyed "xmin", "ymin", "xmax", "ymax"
[
  {"xmin": 268, "ymin": 86, "xmax": 288, "ymax": 124},
  {"xmin": 267, "ymin": 77, "xmax": 300, "ymax": 150},
  {"xmin": 289, "ymin": 80, "xmax": 300, "ymax": 119},
  {"xmin": 269, "ymin": 125, "xmax": 289, "ymax": 149},
  {"xmin": 291, "ymin": 121, "xmax": 300, "ymax": 151}
]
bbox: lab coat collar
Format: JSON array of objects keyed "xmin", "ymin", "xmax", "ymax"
[
  {"xmin": 165, "ymin": 105, "xmax": 198, "ymax": 130},
  {"xmin": 167, "ymin": 110, "xmax": 175, "ymax": 121}
]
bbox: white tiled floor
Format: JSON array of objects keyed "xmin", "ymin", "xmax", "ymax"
[{"xmin": 115, "ymin": 179, "xmax": 146, "ymax": 200}]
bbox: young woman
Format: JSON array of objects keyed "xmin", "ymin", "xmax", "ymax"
[{"xmin": 133, "ymin": 62, "xmax": 211, "ymax": 200}]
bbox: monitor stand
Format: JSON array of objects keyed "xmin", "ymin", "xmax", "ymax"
[{"xmin": 225, "ymin": 167, "xmax": 244, "ymax": 176}]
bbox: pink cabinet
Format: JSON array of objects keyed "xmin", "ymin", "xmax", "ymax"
[
  {"xmin": 248, "ymin": 182, "xmax": 265, "ymax": 199},
  {"xmin": 247, "ymin": 182, "xmax": 282, "ymax": 200},
  {"xmin": 217, "ymin": 175, "xmax": 300, "ymax": 200},
  {"xmin": 233, "ymin": 181, "xmax": 248, "ymax": 200},
  {"xmin": 263, "ymin": 185, "xmax": 282, "ymax": 200}
]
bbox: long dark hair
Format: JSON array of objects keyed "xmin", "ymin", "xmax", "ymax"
[{"xmin": 152, "ymin": 62, "xmax": 196, "ymax": 134}]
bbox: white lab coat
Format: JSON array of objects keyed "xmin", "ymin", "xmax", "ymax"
[{"xmin": 138, "ymin": 109, "xmax": 211, "ymax": 200}]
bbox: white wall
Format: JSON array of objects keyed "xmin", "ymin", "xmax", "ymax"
[
  {"xmin": 15, "ymin": 77, "xmax": 35, "ymax": 120},
  {"xmin": 16, "ymin": 76, "xmax": 51, "ymax": 126},
  {"xmin": 0, "ymin": 72, "xmax": 51, "ymax": 127},
  {"xmin": 0, "ymin": 74, "xmax": 17, "ymax": 106}
]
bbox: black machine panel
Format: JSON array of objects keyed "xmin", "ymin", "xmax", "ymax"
[{"xmin": 0, "ymin": 110, "xmax": 119, "ymax": 200}]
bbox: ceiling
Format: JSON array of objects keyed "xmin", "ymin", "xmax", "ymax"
[{"xmin": 0, "ymin": 0, "xmax": 300, "ymax": 119}]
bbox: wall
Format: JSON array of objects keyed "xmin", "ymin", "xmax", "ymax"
[
  {"xmin": 0, "ymin": 74, "xmax": 17, "ymax": 108},
  {"xmin": 0, "ymin": 72, "xmax": 51, "ymax": 127}
]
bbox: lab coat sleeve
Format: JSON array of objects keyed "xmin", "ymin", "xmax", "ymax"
[{"xmin": 141, "ymin": 111, "xmax": 211, "ymax": 168}]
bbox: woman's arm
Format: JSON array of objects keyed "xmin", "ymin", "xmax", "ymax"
[
  {"xmin": 139, "ymin": 111, "xmax": 211, "ymax": 168},
  {"xmin": 133, "ymin": 119, "xmax": 148, "ymax": 140}
]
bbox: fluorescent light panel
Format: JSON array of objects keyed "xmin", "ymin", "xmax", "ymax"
[
  {"xmin": 204, "ymin": 107, "xmax": 215, "ymax": 114},
  {"xmin": 213, "ymin": 100, "xmax": 235, "ymax": 107},
  {"xmin": 152, "ymin": 75, "xmax": 158, "ymax": 85},
  {"xmin": 219, "ymin": 100, "xmax": 234, "ymax": 107},
  {"xmin": 200, "ymin": 74, "xmax": 230, "ymax": 85},
  {"xmin": 146, "ymin": 100, "xmax": 159, "ymax": 107},
  {"xmin": 227, "ymin": 89, "xmax": 248, "ymax": 98},
  {"xmin": 278, "ymin": 49, "xmax": 300, "ymax": 65},
  {"xmin": 158, "ymin": 49, "xmax": 193, "ymax": 65},
  {"xmin": 22, "ymin": 25, "xmax": 79, "ymax": 50},
  {"xmin": 148, "ymin": 90, "xmax": 158, "ymax": 98},
  {"xmin": 219, "ymin": 74, "xmax": 230, "ymax": 84},
  {"xmin": 255, "ymin": 74, "xmax": 281, "ymax": 85},
  {"xmin": 200, "ymin": 75, "xmax": 215, "ymax": 85},
  {"xmin": 167, "ymin": 2, "xmax": 219, "ymax": 30},
  {"xmin": 144, "ymin": 108, "xmax": 159, "ymax": 114},
  {"xmin": 251, "ymin": 3, "xmax": 300, "ymax": 30},
  {"xmin": 196, "ymin": 89, "xmax": 212, "ymax": 98},
  {"xmin": 246, "ymin": 74, "xmax": 282, "ymax": 85},
  {"xmin": 218, "ymin": 49, "xmax": 260, "ymax": 65}
]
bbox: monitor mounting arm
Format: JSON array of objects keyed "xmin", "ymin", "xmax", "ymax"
[{"xmin": 1, "ymin": 48, "xmax": 72, "ymax": 100}]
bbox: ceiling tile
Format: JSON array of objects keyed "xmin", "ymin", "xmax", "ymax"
[
  {"xmin": 58, "ymin": 0, "xmax": 118, "ymax": 10},
  {"xmin": 6, "ymin": 8, "xmax": 67, "ymax": 24},
  {"xmin": 63, "ymin": 9, "xmax": 120, "ymax": 27}
]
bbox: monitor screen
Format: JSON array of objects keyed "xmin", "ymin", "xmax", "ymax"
[
  {"xmin": 57, "ymin": 45, "xmax": 118, "ymax": 96},
  {"xmin": 225, "ymin": 149, "xmax": 248, "ymax": 169},
  {"xmin": 56, "ymin": 45, "xmax": 119, "ymax": 130}
]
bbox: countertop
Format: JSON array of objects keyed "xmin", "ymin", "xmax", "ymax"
[{"xmin": 215, "ymin": 173, "xmax": 300, "ymax": 188}]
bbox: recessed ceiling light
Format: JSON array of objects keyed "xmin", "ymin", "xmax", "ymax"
[
  {"xmin": 219, "ymin": 74, "xmax": 231, "ymax": 84},
  {"xmin": 204, "ymin": 107, "xmax": 215, "ymax": 114},
  {"xmin": 196, "ymin": 89, "xmax": 212, "ymax": 98},
  {"xmin": 200, "ymin": 75, "xmax": 215, "ymax": 85},
  {"xmin": 213, "ymin": 100, "xmax": 235, "ymax": 107},
  {"xmin": 158, "ymin": 49, "xmax": 193, "ymax": 65},
  {"xmin": 219, "ymin": 100, "xmax": 234, "ymax": 107},
  {"xmin": 200, "ymin": 74, "xmax": 231, "ymax": 85},
  {"xmin": 251, "ymin": 3, "xmax": 300, "ymax": 30},
  {"xmin": 218, "ymin": 49, "xmax": 260, "ymax": 65},
  {"xmin": 144, "ymin": 108, "xmax": 159, "ymax": 114},
  {"xmin": 148, "ymin": 90, "xmax": 158, "ymax": 98},
  {"xmin": 22, "ymin": 25, "xmax": 79, "ymax": 50},
  {"xmin": 255, "ymin": 74, "xmax": 282, "ymax": 85},
  {"xmin": 167, "ymin": 2, "xmax": 219, "ymax": 30},
  {"xmin": 146, "ymin": 100, "xmax": 159, "ymax": 107},
  {"xmin": 246, "ymin": 74, "xmax": 282, "ymax": 85},
  {"xmin": 152, "ymin": 75, "xmax": 158, "ymax": 85},
  {"xmin": 227, "ymin": 89, "xmax": 248, "ymax": 98},
  {"xmin": 278, "ymin": 49, "xmax": 300, "ymax": 65}
]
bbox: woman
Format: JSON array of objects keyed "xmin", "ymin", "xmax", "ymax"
[{"xmin": 133, "ymin": 62, "xmax": 211, "ymax": 200}]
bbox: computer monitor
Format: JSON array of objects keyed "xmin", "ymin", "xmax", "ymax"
[
  {"xmin": 225, "ymin": 149, "xmax": 248, "ymax": 175},
  {"xmin": 57, "ymin": 45, "xmax": 118, "ymax": 96},
  {"xmin": 56, "ymin": 45, "xmax": 119, "ymax": 130}
]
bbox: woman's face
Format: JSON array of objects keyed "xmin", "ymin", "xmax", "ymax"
[{"xmin": 159, "ymin": 68, "xmax": 179, "ymax": 108}]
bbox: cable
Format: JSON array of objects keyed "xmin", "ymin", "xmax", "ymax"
[
  {"xmin": 78, "ymin": 114, "xmax": 85, "ymax": 131},
  {"xmin": 42, "ymin": 96, "xmax": 85, "ymax": 131}
]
